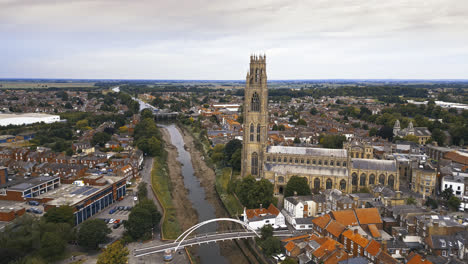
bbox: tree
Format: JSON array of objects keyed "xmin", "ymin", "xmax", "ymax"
[
  {"xmin": 97, "ymin": 241, "xmax": 129, "ymax": 264},
  {"xmin": 309, "ymin": 107, "xmax": 318, "ymax": 115},
  {"xmin": 441, "ymin": 187, "xmax": 454, "ymax": 200},
  {"xmin": 425, "ymin": 197, "xmax": 438, "ymax": 209},
  {"xmin": 272, "ymin": 124, "xmax": 278, "ymax": 130},
  {"xmin": 260, "ymin": 225, "xmax": 273, "ymax": 240},
  {"xmin": 282, "ymin": 258, "xmax": 298, "ymax": 264},
  {"xmin": 319, "ymin": 134, "xmax": 346, "ymax": 149},
  {"xmin": 369, "ymin": 127, "xmax": 378, "ymax": 137},
  {"xmin": 406, "ymin": 196, "xmax": 417, "ymax": 205},
  {"xmin": 235, "ymin": 176, "xmax": 274, "ymax": 208},
  {"xmin": 137, "ymin": 136, "xmax": 163, "ymax": 157},
  {"xmin": 124, "ymin": 207, "xmax": 153, "ymax": 240},
  {"xmin": 278, "ymin": 124, "xmax": 286, "ymax": 131},
  {"xmin": 293, "ymin": 137, "xmax": 301, "ymax": 144},
  {"xmin": 376, "ymin": 126, "xmax": 393, "ymax": 140},
  {"xmin": 77, "ymin": 219, "xmax": 111, "ymax": 249},
  {"xmin": 448, "ymin": 196, "xmax": 461, "ymax": 211},
  {"xmin": 76, "ymin": 119, "xmax": 89, "ymax": 129},
  {"xmin": 137, "ymin": 182, "xmax": 148, "ymax": 201},
  {"xmin": 284, "ymin": 176, "xmax": 311, "ymax": 197},
  {"xmin": 224, "ymin": 139, "xmax": 242, "ymax": 163},
  {"xmin": 431, "ymin": 128, "xmax": 446, "ymax": 146},
  {"xmin": 403, "ymin": 135, "xmax": 419, "ymax": 144},
  {"xmin": 44, "ymin": 205, "xmax": 74, "ymax": 226},
  {"xmin": 141, "ymin": 108, "xmax": 154, "ymax": 120},
  {"xmin": 230, "ymin": 148, "xmax": 242, "ymax": 171},
  {"xmin": 92, "ymin": 132, "xmax": 111, "ymax": 147},
  {"xmin": 260, "ymin": 236, "xmax": 281, "ymax": 256},
  {"xmin": 297, "ymin": 119, "xmax": 307, "ymax": 126},
  {"xmin": 136, "ymin": 199, "xmax": 162, "ymax": 229},
  {"xmin": 39, "ymin": 232, "xmax": 65, "ymax": 260}
]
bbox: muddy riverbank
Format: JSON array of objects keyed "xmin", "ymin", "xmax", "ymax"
[{"xmin": 179, "ymin": 126, "xmax": 253, "ymax": 264}]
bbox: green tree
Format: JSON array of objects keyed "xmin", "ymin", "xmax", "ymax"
[
  {"xmin": 141, "ymin": 108, "xmax": 154, "ymax": 120},
  {"xmin": 406, "ymin": 196, "xmax": 417, "ymax": 205},
  {"xmin": 137, "ymin": 136, "xmax": 163, "ymax": 157},
  {"xmin": 448, "ymin": 196, "xmax": 461, "ymax": 211},
  {"xmin": 425, "ymin": 197, "xmax": 438, "ymax": 209},
  {"xmin": 431, "ymin": 128, "xmax": 446, "ymax": 146},
  {"xmin": 272, "ymin": 124, "xmax": 279, "ymax": 130},
  {"xmin": 135, "ymin": 198, "xmax": 162, "ymax": 229},
  {"xmin": 297, "ymin": 119, "xmax": 307, "ymax": 126},
  {"xmin": 230, "ymin": 148, "xmax": 242, "ymax": 171},
  {"xmin": 92, "ymin": 132, "xmax": 111, "ymax": 147},
  {"xmin": 260, "ymin": 236, "xmax": 281, "ymax": 256},
  {"xmin": 284, "ymin": 176, "xmax": 311, "ymax": 197},
  {"xmin": 293, "ymin": 137, "xmax": 301, "ymax": 144},
  {"xmin": 282, "ymin": 258, "xmax": 298, "ymax": 264},
  {"xmin": 403, "ymin": 135, "xmax": 420, "ymax": 144},
  {"xmin": 224, "ymin": 139, "xmax": 242, "ymax": 163},
  {"xmin": 77, "ymin": 219, "xmax": 111, "ymax": 249},
  {"xmin": 124, "ymin": 207, "xmax": 153, "ymax": 240},
  {"xmin": 319, "ymin": 134, "xmax": 347, "ymax": 148},
  {"xmin": 97, "ymin": 241, "xmax": 129, "ymax": 264},
  {"xmin": 309, "ymin": 107, "xmax": 318, "ymax": 115},
  {"xmin": 76, "ymin": 119, "xmax": 89, "ymax": 129},
  {"xmin": 369, "ymin": 127, "xmax": 378, "ymax": 137},
  {"xmin": 235, "ymin": 176, "xmax": 274, "ymax": 208},
  {"xmin": 441, "ymin": 187, "xmax": 454, "ymax": 200},
  {"xmin": 137, "ymin": 182, "xmax": 148, "ymax": 201},
  {"xmin": 278, "ymin": 124, "xmax": 286, "ymax": 131},
  {"xmin": 44, "ymin": 205, "xmax": 74, "ymax": 226},
  {"xmin": 260, "ymin": 225, "xmax": 273, "ymax": 240},
  {"xmin": 39, "ymin": 232, "xmax": 65, "ymax": 260}
]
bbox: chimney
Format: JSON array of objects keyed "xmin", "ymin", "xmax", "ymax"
[
  {"xmin": 354, "ymin": 229, "xmax": 358, "ymax": 235},
  {"xmin": 259, "ymin": 204, "xmax": 262, "ymax": 209},
  {"xmin": 294, "ymin": 191, "xmax": 298, "ymax": 196}
]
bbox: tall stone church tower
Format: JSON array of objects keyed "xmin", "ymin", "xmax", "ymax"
[{"xmin": 241, "ymin": 55, "xmax": 269, "ymax": 178}]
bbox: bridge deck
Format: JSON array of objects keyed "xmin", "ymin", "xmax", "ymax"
[{"xmin": 133, "ymin": 230, "xmax": 294, "ymax": 257}]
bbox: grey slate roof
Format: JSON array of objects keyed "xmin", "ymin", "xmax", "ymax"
[
  {"xmin": 295, "ymin": 217, "xmax": 315, "ymax": 225},
  {"xmin": 266, "ymin": 146, "xmax": 347, "ymax": 158},
  {"xmin": 339, "ymin": 257, "xmax": 368, "ymax": 264},
  {"xmin": 264, "ymin": 163, "xmax": 348, "ymax": 177},
  {"xmin": 351, "ymin": 158, "xmax": 397, "ymax": 171}
]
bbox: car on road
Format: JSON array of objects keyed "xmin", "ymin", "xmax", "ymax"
[
  {"xmin": 28, "ymin": 201, "xmax": 40, "ymax": 206},
  {"xmin": 27, "ymin": 208, "xmax": 42, "ymax": 214}
]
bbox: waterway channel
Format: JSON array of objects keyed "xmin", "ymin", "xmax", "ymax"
[{"xmin": 162, "ymin": 124, "xmax": 229, "ymax": 264}]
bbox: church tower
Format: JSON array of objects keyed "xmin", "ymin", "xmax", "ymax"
[{"xmin": 241, "ymin": 55, "xmax": 269, "ymax": 178}]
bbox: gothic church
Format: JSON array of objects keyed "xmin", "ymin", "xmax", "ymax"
[{"xmin": 241, "ymin": 55, "xmax": 399, "ymax": 194}]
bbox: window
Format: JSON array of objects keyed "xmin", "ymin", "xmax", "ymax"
[
  {"xmin": 251, "ymin": 92, "xmax": 260, "ymax": 112},
  {"xmin": 250, "ymin": 124, "xmax": 254, "ymax": 142},
  {"xmin": 343, "ymin": 162, "xmax": 347, "ymax": 167},
  {"xmin": 283, "ymin": 157, "xmax": 287, "ymax": 162},
  {"xmin": 301, "ymin": 159, "xmax": 304, "ymax": 164},
  {"xmin": 442, "ymin": 250, "xmax": 447, "ymax": 257},
  {"xmin": 313, "ymin": 160, "xmax": 316, "ymax": 165},
  {"xmin": 307, "ymin": 159, "xmax": 310, "ymax": 164},
  {"xmin": 318, "ymin": 160, "xmax": 322, "ymax": 165},
  {"xmin": 251, "ymin": 152, "xmax": 258, "ymax": 175},
  {"xmin": 272, "ymin": 157, "xmax": 276, "ymax": 162},
  {"xmin": 267, "ymin": 156, "xmax": 270, "ymax": 162},
  {"xmin": 324, "ymin": 160, "xmax": 328, "ymax": 165},
  {"xmin": 330, "ymin": 160, "xmax": 334, "ymax": 166},
  {"xmin": 336, "ymin": 161, "xmax": 340, "ymax": 166},
  {"xmin": 295, "ymin": 159, "xmax": 298, "ymax": 164}
]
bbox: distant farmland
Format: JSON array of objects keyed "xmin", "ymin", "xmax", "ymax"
[{"xmin": 0, "ymin": 82, "xmax": 95, "ymax": 89}]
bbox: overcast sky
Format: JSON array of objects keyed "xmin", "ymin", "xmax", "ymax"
[{"xmin": 1, "ymin": 0, "xmax": 468, "ymax": 79}]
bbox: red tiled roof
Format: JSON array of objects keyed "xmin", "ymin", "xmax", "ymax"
[
  {"xmin": 312, "ymin": 214, "xmax": 331, "ymax": 229},
  {"xmin": 368, "ymin": 224, "xmax": 381, "ymax": 238},
  {"xmin": 313, "ymin": 238, "xmax": 343, "ymax": 259},
  {"xmin": 331, "ymin": 210, "xmax": 358, "ymax": 226},
  {"xmin": 407, "ymin": 252, "xmax": 433, "ymax": 264},
  {"xmin": 245, "ymin": 203, "xmax": 279, "ymax": 220},
  {"xmin": 365, "ymin": 239, "xmax": 381, "ymax": 257},
  {"xmin": 354, "ymin": 208, "xmax": 382, "ymax": 225},
  {"xmin": 325, "ymin": 220, "xmax": 346, "ymax": 238},
  {"xmin": 342, "ymin": 229, "xmax": 369, "ymax": 248},
  {"xmin": 285, "ymin": 241, "xmax": 296, "ymax": 252}
]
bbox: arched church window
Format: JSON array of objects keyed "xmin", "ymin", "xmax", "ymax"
[
  {"xmin": 250, "ymin": 124, "xmax": 254, "ymax": 142},
  {"xmin": 251, "ymin": 92, "xmax": 260, "ymax": 112},
  {"xmin": 251, "ymin": 152, "xmax": 258, "ymax": 176}
]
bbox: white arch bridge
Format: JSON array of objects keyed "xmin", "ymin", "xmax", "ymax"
[{"xmin": 133, "ymin": 218, "xmax": 295, "ymax": 258}]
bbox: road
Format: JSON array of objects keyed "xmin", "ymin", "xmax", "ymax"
[{"xmin": 133, "ymin": 230, "xmax": 295, "ymax": 257}]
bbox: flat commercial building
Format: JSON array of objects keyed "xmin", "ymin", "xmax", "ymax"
[
  {"xmin": 43, "ymin": 176, "xmax": 127, "ymax": 225},
  {"xmin": 0, "ymin": 113, "xmax": 60, "ymax": 126}
]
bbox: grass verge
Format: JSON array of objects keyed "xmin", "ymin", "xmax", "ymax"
[{"xmin": 151, "ymin": 152, "xmax": 181, "ymax": 239}]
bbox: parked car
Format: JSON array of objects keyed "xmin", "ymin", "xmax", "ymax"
[
  {"xmin": 109, "ymin": 219, "xmax": 115, "ymax": 224},
  {"xmin": 28, "ymin": 201, "xmax": 40, "ymax": 206},
  {"xmin": 118, "ymin": 206, "xmax": 124, "ymax": 211},
  {"xmin": 113, "ymin": 223, "xmax": 121, "ymax": 229},
  {"xmin": 125, "ymin": 206, "xmax": 131, "ymax": 211},
  {"xmin": 27, "ymin": 208, "xmax": 42, "ymax": 214},
  {"xmin": 109, "ymin": 209, "xmax": 116, "ymax": 214},
  {"xmin": 114, "ymin": 219, "xmax": 121, "ymax": 224}
]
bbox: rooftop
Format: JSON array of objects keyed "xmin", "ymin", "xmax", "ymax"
[
  {"xmin": 266, "ymin": 146, "xmax": 347, "ymax": 158},
  {"xmin": 264, "ymin": 163, "xmax": 348, "ymax": 177},
  {"xmin": 351, "ymin": 158, "xmax": 397, "ymax": 171}
]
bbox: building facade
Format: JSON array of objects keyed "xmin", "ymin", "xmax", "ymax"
[{"xmin": 240, "ymin": 55, "xmax": 399, "ymax": 194}]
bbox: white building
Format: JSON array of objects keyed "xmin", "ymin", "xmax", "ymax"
[
  {"xmin": 243, "ymin": 204, "xmax": 285, "ymax": 230},
  {"xmin": 283, "ymin": 195, "xmax": 327, "ymax": 230},
  {"xmin": 441, "ymin": 173, "xmax": 468, "ymax": 211},
  {"xmin": 0, "ymin": 113, "xmax": 60, "ymax": 126}
]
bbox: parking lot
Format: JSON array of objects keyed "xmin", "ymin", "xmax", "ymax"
[{"xmin": 89, "ymin": 194, "xmax": 137, "ymax": 241}]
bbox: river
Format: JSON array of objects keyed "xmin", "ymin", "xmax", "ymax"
[{"xmin": 162, "ymin": 124, "xmax": 229, "ymax": 264}]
